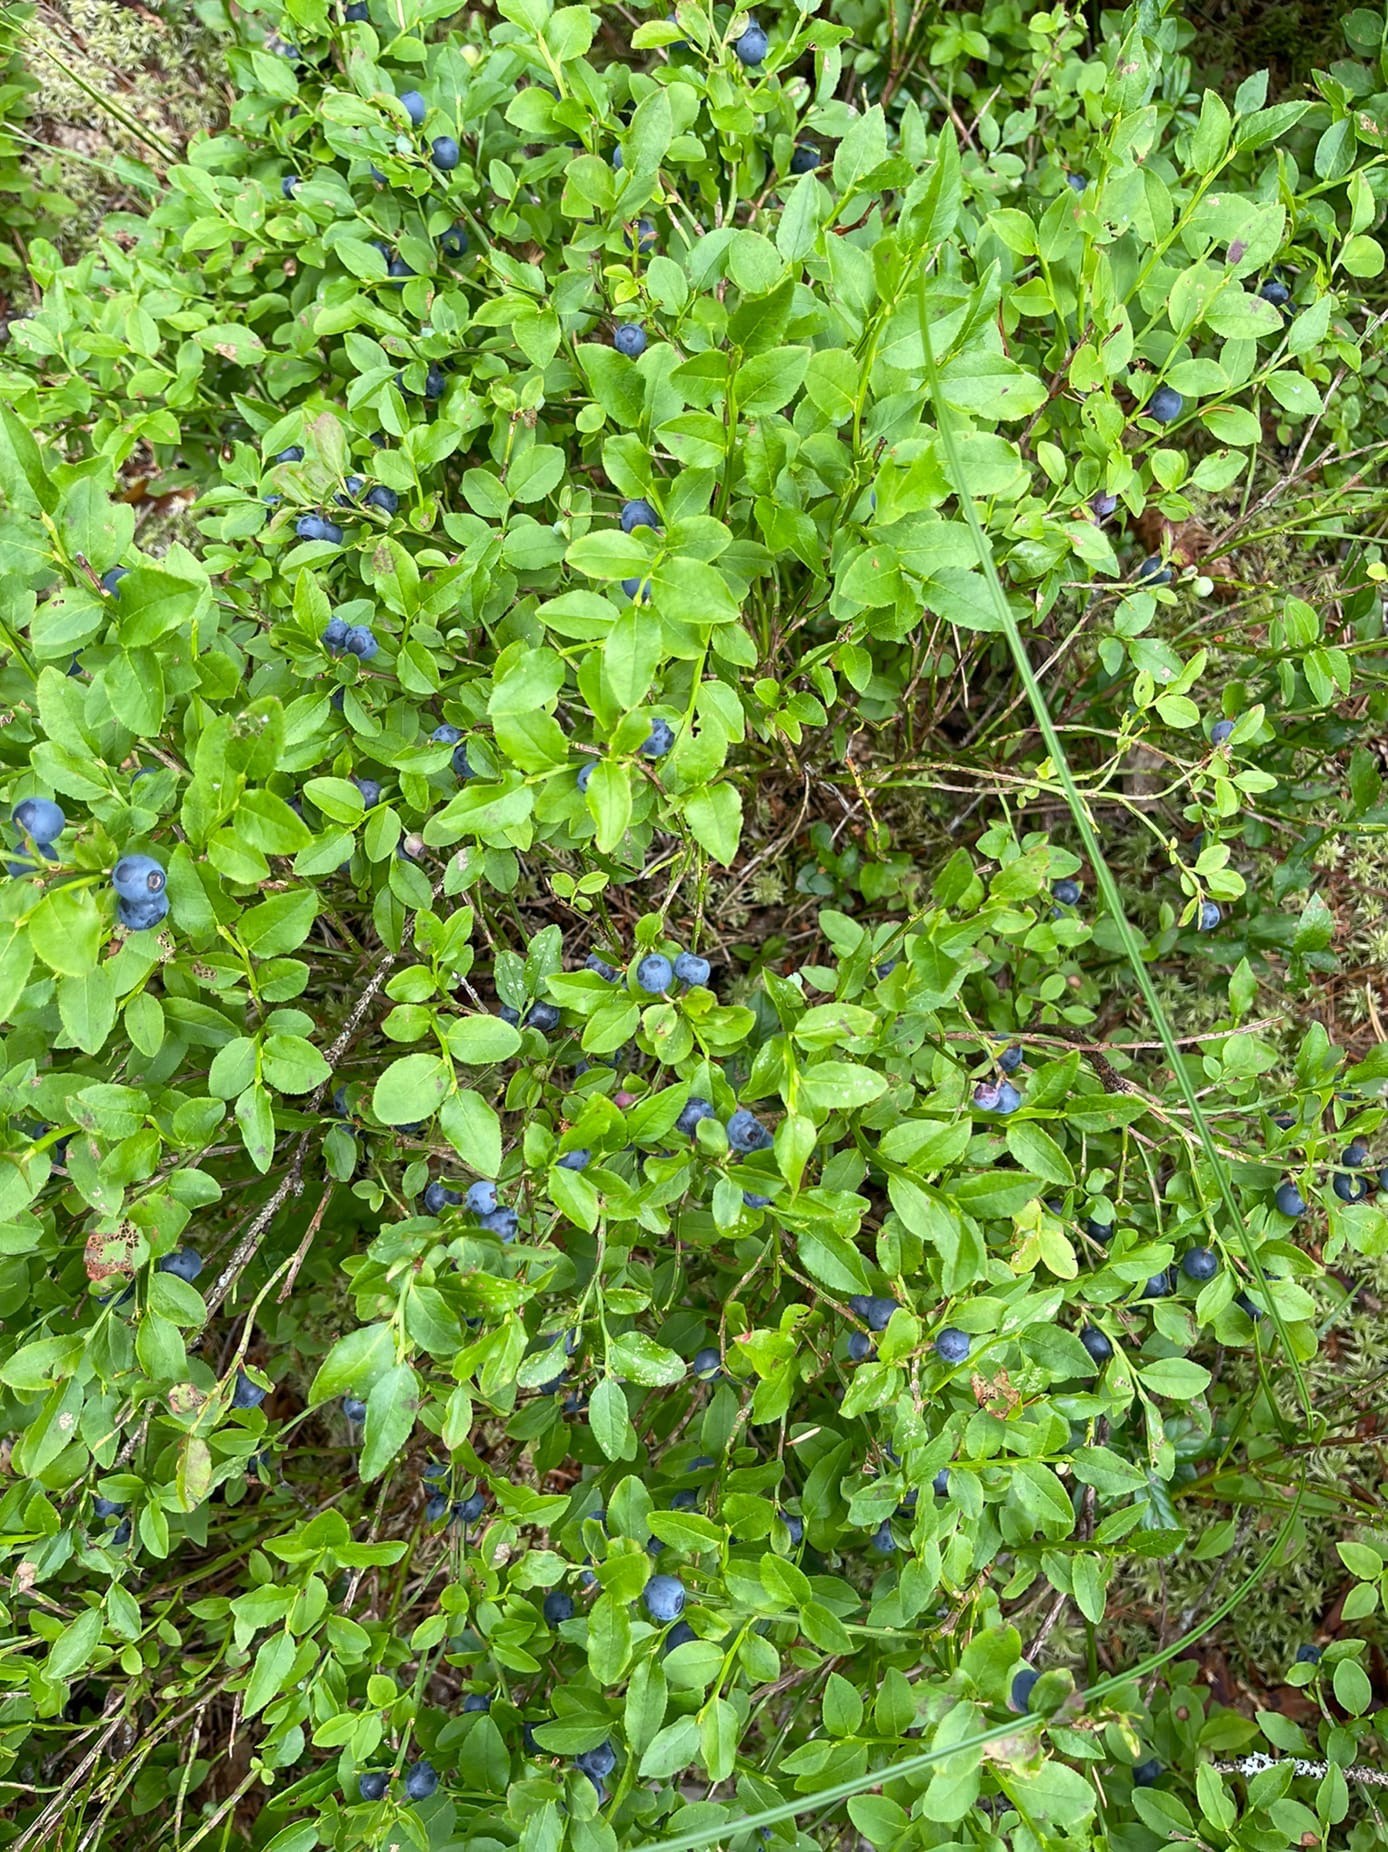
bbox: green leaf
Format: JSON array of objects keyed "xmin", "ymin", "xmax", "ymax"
[
  {"xmin": 360, "ymin": 1362, "xmax": 419, "ymax": 1482},
  {"xmin": 57, "ymin": 967, "xmax": 117, "ymax": 1055},
  {"xmin": 28, "ymin": 884, "xmax": 103, "ymax": 976},
  {"xmin": 244, "ymin": 1630, "xmax": 296, "ymax": 1716},
  {"xmin": 241, "ymin": 889, "xmax": 318, "ymax": 957},
  {"xmin": 45, "ymin": 1606, "xmax": 103, "ymax": 1683},
  {"xmin": 1137, "ymin": 1357, "xmax": 1212, "ymax": 1398},
  {"xmin": 1004, "ymin": 1121, "xmax": 1074, "ymax": 1186},
  {"xmin": 310, "ymin": 1323, "xmax": 397, "ymax": 1402},
  {"xmin": 439, "ymin": 1088, "xmax": 502, "ymax": 1175},
  {"xmin": 682, "ymin": 783, "xmax": 742, "ymax": 864},
  {"xmin": 446, "ymin": 1015, "xmax": 523, "ymax": 1064},
  {"xmin": 589, "ymin": 1377, "xmax": 637, "ymax": 1462},
  {"xmin": 608, "ymin": 1332, "xmax": 687, "ymax": 1386},
  {"xmin": 236, "ymin": 1083, "xmax": 276, "ymax": 1174},
  {"xmin": 373, "ymin": 1053, "xmax": 452, "ymax": 1125},
  {"xmin": 799, "ymin": 1061, "xmax": 888, "ymax": 1112}
]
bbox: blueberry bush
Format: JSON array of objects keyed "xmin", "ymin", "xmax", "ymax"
[{"xmin": 4, "ymin": 1, "xmax": 1388, "ymax": 1848}]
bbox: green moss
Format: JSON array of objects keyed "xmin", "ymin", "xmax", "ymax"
[{"xmin": 25, "ymin": 0, "xmax": 221, "ymax": 255}]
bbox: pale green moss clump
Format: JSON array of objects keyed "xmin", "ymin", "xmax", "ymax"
[{"xmin": 26, "ymin": 0, "xmax": 220, "ymax": 251}]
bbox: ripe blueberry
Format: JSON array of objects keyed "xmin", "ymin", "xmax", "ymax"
[
  {"xmin": 1146, "ymin": 385, "xmax": 1183, "ymax": 423},
  {"xmin": 637, "ymin": 953, "xmax": 673, "ymax": 993},
  {"xmin": 353, "ymin": 777, "xmax": 381, "ymax": 808},
  {"xmin": 455, "ymin": 1490, "xmax": 485, "ymax": 1523},
  {"xmin": 932, "ymin": 1468, "xmax": 951, "ymax": 1497},
  {"xmin": 621, "ymin": 576, "xmax": 652, "ymax": 601},
  {"xmin": 156, "ymin": 1247, "xmax": 203, "ymax": 1284},
  {"xmin": 345, "ymin": 0, "xmax": 368, "ymax": 18},
  {"xmin": 544, "ymin": 1589, "xmax": 575, "ymax": 1624},
  {"xmin": 577, "ymin": 1741, "xmax": 616, "ymax": 1780},
  {"xmin": 1136, "ymin": 556, "xmax": 1172, "ymax": 585},
  {"xmin": 586, "ymin": 953, "xmax": 619, "ymax": 981},
  {"xmin": 644, "ymin": 1573, "xmax": 686, "ymax": 1622},
  {"xmin": 733, "ymin": 21, "xmax": 768, "ymax": 63},
  {"xmin": 92, "ymin": 1495, "xmax": 126, "ymax": 1519},
  {"xmin": 870, "ymin": 1520, "xmax": 895, "ymax": 1555},
  {"xmin": 613, "ymin": 324, "xmax": 647, "ymax": 358},
  {"xmin": 365, "ymin": 484, "xmax": 399, "ymax": 515},
  {"xmin": 231, "ymin": 1369, "xmax": 267, "ymax": 1409},
  {"xmin": 359, "ymin": 1771, "xmax": 388, "ymax": 1800},
  {"xmin": 525, "ymin": 1001, "xmax": 562, "ymax": 1033},
  {"xmin": 118, "ymin": 893, "xmax": 168, "ymax": 931},
  {"xmin": 1295, "ymin": 1643, "xmax": 1322, "ymax": 1664},
  {"xmin": 1334, "ymin": 1170, "xmax": 1368, "ymax": 1203},
  {"xmin": 112, "ymin": 854, "xmax": 167, "ymax": 903},
  {"xmin": 676, "ymin": 1097, "xmax": 714, "ymax": 1134},
  {"xmin": 481, "ymin": 1206, "xmax": 518, "ymax": 1241},
  {"xmin": 846, "ymin": 1331, "xmax": 874, "ymax": 1362},
  {"xmin": 432, "ymin": 136, "xmax": 461, "ymax": 170},
  {"xmin": 1052, "ymin": 878, "xmax": 1081, "ymax": 906},
  {"xmin": 1010, "ymin": 1668, "xmax": 1039, "ymax": 1711},
  {"xmin": 1132, "ymin": 1759, "xmax": 1162, "ymax": 1786},
  {"xmin": 1066, "ymin": 172, "xmax": 1087, "ymax": 192},
  {"xmin": 344, "ymin": 625, "xmax": 378, "ymax": 660},
  {"xmin": 998, "ymin": 1043, "xmax": 1024, "ymax": 1073},
  {"xmin": 780, "ymin": 1510, "xmax": 804, "ymax": 1544},
  {"xmin": 1197, "ymin": 901, "xmax": 1221, "ymax": 931},
  {"xmin": 627, "ymin": 218, "xmax": 657, "ymax": 252},
  {"xmin": 13, "ymin": 798, "xmax": 65, "ymax": 845},
  {"xmin": 693, "ymin": 1345, "xmax": 723, "ymax": 1379},
  {"xmin": 1182, "ymin": 1247, "xmax": 1218, "ymax": 1281},
  {"xmin": 620, "ymin": 498, "xmax": 659, "ymax": 533},
  {"xmin": 425, "ymin": 1491, "xmax": 448, "ymax": 1521},
  {"xmin": 1210, "ymin": 718, "xmax": 1235, "ymax": 745},
  {"xmin": 1275, "ymin": 1182, "xmax": 1307, "ymax": 1217},
  {"xmin": 342, "ymin": 1395, "xmax": 367, "ymax": 1422},
  {"xmin": 399, "ymin": 90, "xmax": 426, "ymax": 126},
  {"xmin": 672, "ymin": 954, "xmax": 710, "ymax": 992},
  {"xmin": 281, "ymin": 175, "xmax": 299, "ymax": 199},
  {"xmin": 1142, "ymin": 1270, "xmax": 1172, "ymax": 1298},
  {"xmin": 1259, "ymin": 278, "xmax": 1290, "ymax": 307},
  {"xmin": 423, "ymin": 1181, "xmax": 452, "ymax": 1215},
  {"xmin": 641, "ymin": 718, "xmax": 675, "ymax": 758},
  {"xmin": 404, "ymin": 1759, "xmax": 437, "ymax": 1800},
  {"xmin": 1080, "ymin": 1326, "xmax": 1112, "ymax": 1364},
  {"xmin": 727, "ymin": 1108, "xmax": 772, "ymax": 1151},
  {"xmin": 431, "ymin": 723, "xmax": 462, "ymax": 746},
  {"xmin": 100, "ymin": 565, "xmax": 128, "ymax": 594},
  {"xmin": 557, "ymin": 1148, "xmax": 591, "ymax": 1171},
  {"xmin": 790, "ymin": 143, "xmax": 820, "ymax": 173},
  {"xmin": 664, "ymin": 1619, "xmax": 696, "ymax": 1651},
  {"xmin": 424, "ymin": 363, "xmax": 447, "ymax": 399},
  {"xmin": 935, "ymin": 1327, "xmax": 971, "ymax": 1364},
  {"xmin": 275, "ymin": 445, "xmax": 304, "ymax": 463},
  {"xmin": 440, "ymin": 223, "xmax": 469, "ymax": 257},
  {"xmin": 323, "ymin": 616, "xmax": 349, "ymax": 652}
]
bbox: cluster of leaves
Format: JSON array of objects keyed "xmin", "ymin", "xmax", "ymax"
[{"xmin": 3, "ymin": 1, "xmax": 1388, "ymax": 1849}]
